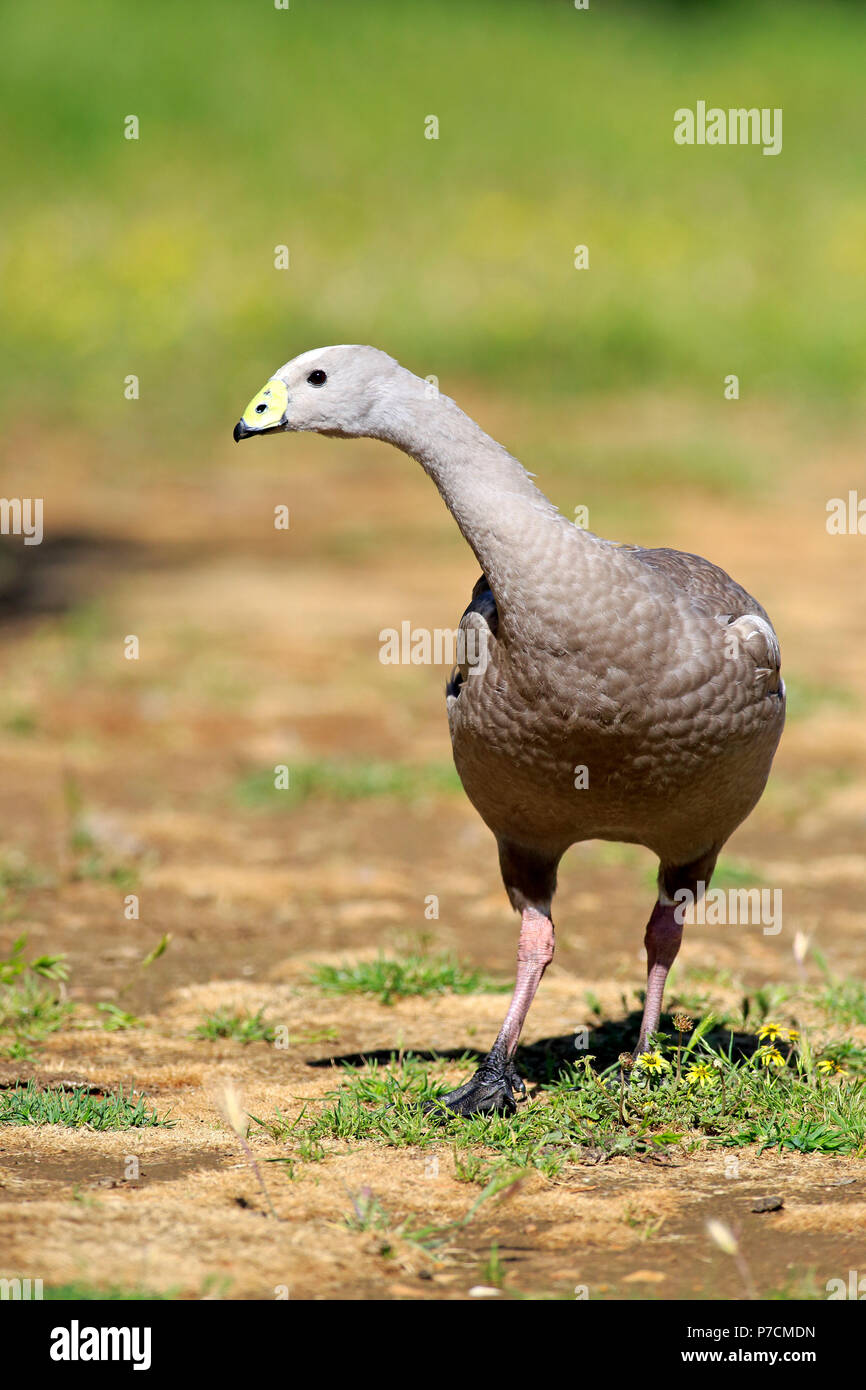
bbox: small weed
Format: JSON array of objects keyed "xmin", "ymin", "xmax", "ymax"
[
  {"xmin": 480, "ymin": 1242, "xmax": 506, "ymax": 1287},
  {"xmin": 623, "ymin": 1204, "xmax": 666, "ymax": 1241},
  {"xmin": 293, "ymin": 1025, "xmax": 339, "ymax": 1046},
  {"xmin": 344, "ymin": 1186, "xmax": 449, "ymax": 1255},
  {"xmin": 113, "ymin": 933, "xmax": 173, "ymax": 1003},
  {"xmin": 200, "ymin": 1274, "xmax": 233, "ymax": 1299},
  {"xmin": 298, "ymin": 1136, "xmax": 326, "ymax": 1163},
  {"xmin": 69, "ymin": 851, "xmax": 140, "ymax": 891},
  {"xmin": 452, "ymin": 1148, "xmax": 486, "ymax": 1183},
  {"xmin": 193, "ymin": 1008, "xmax": 275, "ymax": 1044},
  {"xmin": 0, "ymin": 935, "xmax": 68, "ymax": 987},
  {"xmin": 96, "ymin": 1002, "xmax": 141, "ymax": 1031},
  {"xmin": 0, "ymin": 935, "xmax": 72, "ymax": 1058},
  {"xmin": 345, "ymin": 1187, "xmax": 392, "ymax": 1234}
]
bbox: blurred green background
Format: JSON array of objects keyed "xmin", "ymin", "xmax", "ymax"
[{"xmin": 2, "ymin": 0, "xmax": 865, "ymax": 463}]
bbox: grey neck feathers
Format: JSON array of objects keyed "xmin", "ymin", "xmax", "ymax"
[{"xmin": 366, "ymin": 374, "xmax": 569, "ymax": 614}]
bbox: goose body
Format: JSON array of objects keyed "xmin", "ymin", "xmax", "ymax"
[
  {"xmin": 449, "ymin": 548, "xmax": 783, "ymax": 886},
  {"xmin": 235, "ymin": 345, "xmax": 785, "ymax": 1114}
]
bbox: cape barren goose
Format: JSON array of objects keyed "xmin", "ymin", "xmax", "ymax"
[{"xmin": 234, "ymin": 345, "xmax": 785, "ymax": 1116}]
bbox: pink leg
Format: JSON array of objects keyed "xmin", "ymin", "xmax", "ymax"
[
  {"xmin": 430, "ymin": 907, "xmax": 554, "ymax": 1116},
  {"xmin": 635, "ymin": 901, "xmax": 683, "ymax": 1056},
  {"xmin": 489, "ymin": 906, "xmax": 555, "ymax": 1065}
]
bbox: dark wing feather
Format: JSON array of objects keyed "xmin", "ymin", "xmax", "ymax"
[{"xmin": 446, "ymin": 574, "xmax": 498, "ymax": 699}]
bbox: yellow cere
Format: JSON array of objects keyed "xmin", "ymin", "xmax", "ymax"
[{"xmin": 241, "ymin": 378, "xmax": 288, "ymax": 430}]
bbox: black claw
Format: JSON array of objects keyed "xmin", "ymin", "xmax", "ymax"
[
  {"xmin": 424, "ymin": 1061, "xmax": 525, "ymax": 1118},
  {"xmin": 505, "ymin": 1063, "xmax": 526, "ymax": 1097}
]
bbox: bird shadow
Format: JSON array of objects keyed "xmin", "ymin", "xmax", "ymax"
[
  {"xmin": 305, "ymin": 1012, "xmax": 760, "ymax": 1084},
  {"xmin": 0, "ymin": 532, "xmax": 229, "ymax": 624}
]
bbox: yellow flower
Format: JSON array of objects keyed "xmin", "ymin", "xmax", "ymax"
[
  {"xmin": 817, "ymin": 1058, "xmax": 848, "ymax": 1077},
  {"xmin": 635, "ymin": 1050, "xmax": 671, "ymax": 1075},
  {"xmin": 686, "ymin": 1061, "xmax": 718, "ymax": 1091},
  {"xmin": 757, "ymin": 1022, "xmax": 784, "ymax": 1042},
  {"xmin": 786, "ymin": 1029, "xmax": 800, "ymax": 1043},
  {"xmin": 756, "ymin": 1046, "xmax": 785, "ymax": 1069}
]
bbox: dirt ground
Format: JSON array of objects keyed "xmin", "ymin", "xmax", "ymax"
[{"xmin": 0, "ymin": 391, "xmax": 864, "ymax": 1300}]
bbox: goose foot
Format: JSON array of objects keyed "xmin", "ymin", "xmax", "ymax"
[
  {"xmin": 425, "ymin": 905, "xmax": 551, "ymax": 1118},
  {"xmin": 425, "ymin": 1059, "xmax": 525, "ymax": 1118}
]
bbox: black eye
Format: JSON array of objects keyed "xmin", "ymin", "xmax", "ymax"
[
  {"xmin": 307, "ymin": 369, "xmax": 327, "ymax": 386},
  {"xmin": 255, "ymin": 402, "xmax": 268, "ymax": 414}
]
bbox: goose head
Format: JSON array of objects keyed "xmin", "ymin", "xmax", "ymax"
[{"xmin": 233, "ymin": 344, "xmax": 412, "ymax": 443}]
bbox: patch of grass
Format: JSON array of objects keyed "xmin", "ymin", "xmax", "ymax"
[
  {"xmin": 344, "ymin": 1186, "xmax": 446, "ymax": 1257},
  {"xmin": 720, "ymin": 1098, "xmax": 865, "ymax": 1155},
  {"xmin": 96, "ymin": 1002, "xmax": 141, "ymax": 1031},
  {"xmin": 293, "ymin": 1025, "xmax": 340, "ymax": 1046},
  {"xmin": 0, "ymin": 935, "xmax": 67, "ymax": 988},
  {"xmin": 68, "ymin": 838, "xmax": 140, "ymax": 891},
  {"xmin": 248, "ymin": 1129, "xmax": 327, "ymax": 1181},
  {"xmin": 193, "ymin": 1007, "xmax": 275, "ymax": 1044},
  {"xmin": 235, "ymin": 759, "xmax": 461, "ymax": 809},
  {"xmin": 308, "ymin": 953, "xmax": 506, "ymax": 1005},
  {"xmin": 764, "ymin": 1271, "xmax": 825, "ymax": 1301},
  {"xmin": 815, "ymin": 1039, "xmax": 866, "ymax": 1073},
  {"xmin": 480, "ymin": 1242, "xmax": 506, "ymax": 1288},
  {"xmin": 0, "ymin": 1081, "xmax": 173, "ymax": 1130},
  {"xmin": 43, "ymin": 1282, "xmax": 176, "ymax": 1301},
  {"xmin": 0, "ymin": 935, "xmax": 72, "ymax": 1059},
  {"xmin": 812, "ymin": 951, "xmax": 866, "ymax": 1027},
  {"xmin": 817, "ymin": 979, "xmax": 866, "ymax": 1028},
  {"xmin": 625, "ymin": 1023, "xmax": 866, "ymax": 1157},
  {"xmin": 0, "ymin": 977, "xmax": 74, "ymax": 1060},
  {"xmin": 277, "ymin": 1054, "xmax": 650, "ymax": 1177},
  {"xmin": 266, "ymin": 1018, "xmax": 866, "ymax": 1182}
]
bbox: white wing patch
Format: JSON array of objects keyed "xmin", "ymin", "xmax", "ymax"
[{"xmin": 726, "ymin": 613, "xmax": 782, "ymax": 692}]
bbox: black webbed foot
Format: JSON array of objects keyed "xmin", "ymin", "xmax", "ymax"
[{"xmin": 424, "ymin": 1057, "xmax": 526, "ymax": 1118}]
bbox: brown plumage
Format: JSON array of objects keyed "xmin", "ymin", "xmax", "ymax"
[{"xmin": 234, "ymin": 345, "xmax": 785, "ymax": 1116}]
